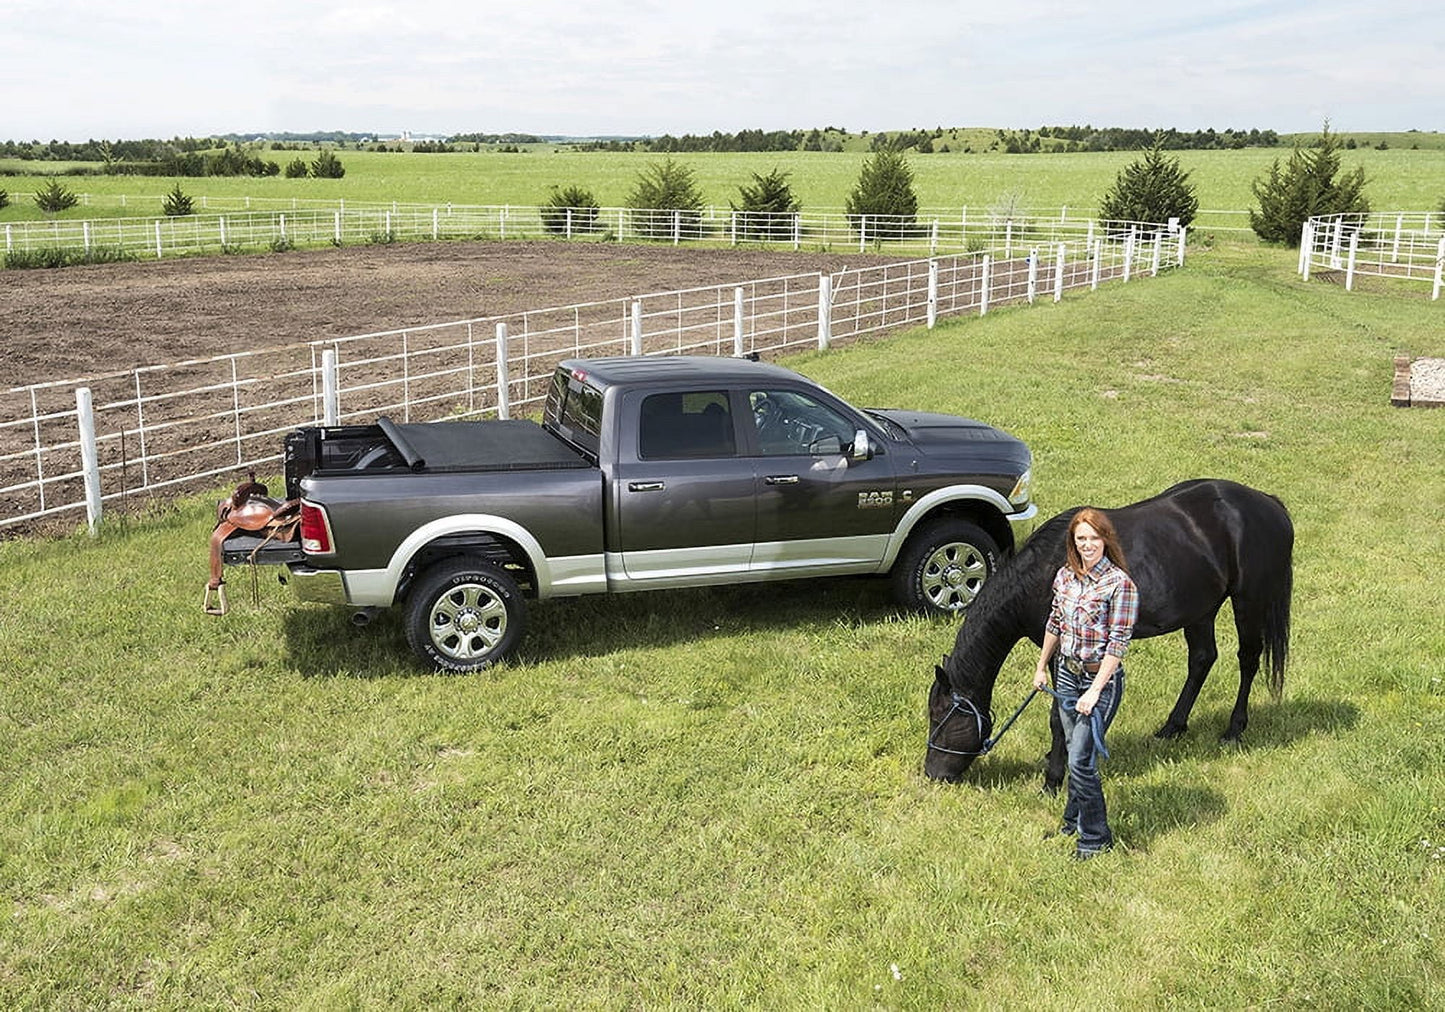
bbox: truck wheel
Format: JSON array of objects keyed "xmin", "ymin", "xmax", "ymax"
[
  {"xmin": 893, "ymin": 519, "xmax": 1000, "ymax": 615},
  {"xmin": 405, "ymin": 560, "xmax": 526, "ymax": 672}
]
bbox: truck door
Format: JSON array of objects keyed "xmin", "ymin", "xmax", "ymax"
[
  {"xmin": 612, "ymin": 388, "xmax": 757, "ymax": 582},
  {"xmin": 744, "ymin": 386, "xmax": 899, "ymax": 573}
]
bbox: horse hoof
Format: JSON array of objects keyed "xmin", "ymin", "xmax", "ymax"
[
  {"xmin": 1154, "ymin": 723, "xmax": 1187, "ymax": 740},
  {"xmin": 1041, "ymin": 780, "xmax": 1062, "ymax": 797},
  {"xmin": 1219, "ymin": 731, "xmax": 1244, "ymax": 745}
]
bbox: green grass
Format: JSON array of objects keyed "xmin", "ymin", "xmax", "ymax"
[
  {"xmin": 3, "ymin": 146, "xmax": 1443, "ymax": 230},
  {"xmin": 2, "ymin": 243, "xmax": 1443, "ymax": 1007}
]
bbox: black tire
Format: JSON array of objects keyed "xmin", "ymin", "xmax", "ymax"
[
  {"xmin": 404, "ymin": 559, "xmax": 526, "ymax": 672},
  {"xmin": 892, "ymin": 518, "xmax": 1000, "ymax": 615}
]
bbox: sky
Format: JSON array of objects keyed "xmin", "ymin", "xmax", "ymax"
[{"xmin": 2, "ymin": 0, "xmax": 1442, "ymax": 141}]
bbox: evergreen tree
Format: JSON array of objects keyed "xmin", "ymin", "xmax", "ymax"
[
  {"xmin": 311, "ymin": 149, "xmax": 346, "ymax": 179},
  {"xmin": 1097, "ymin": 141, "xmax": 1199, "ymax": 227},
  {"xmin": 33, "ymin": 180, "xmax": 79, "ymax": 214},
  {"xmin": 161, "ymin": 183, "xmax": 194, "ymax": 216},
  {"xmin": 626, "ymin": 159, "xmax": 705, "ymax": 240},
  {"xmin": 845, "ymin": 149, "xmax": 918, "ymax": 241},
  {"xmin": 731, "ymin": 168, "xmax": 801, "ymax": 241},
  {"xmin": 541, "ymin": 184, "xmax": 601, "ymax": 235},
  {"xmin": 1250, "ymin": 124, "xmax": 1368, "ymax": 246}
]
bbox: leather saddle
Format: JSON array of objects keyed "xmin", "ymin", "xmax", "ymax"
[{"xmin": 203, "ymin": 472, "xmax": 300, "ymax": 616}]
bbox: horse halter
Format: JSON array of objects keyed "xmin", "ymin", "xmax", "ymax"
[{"xmin": 927, "ymin": 693, "xmax": 995, "ymax": 757}]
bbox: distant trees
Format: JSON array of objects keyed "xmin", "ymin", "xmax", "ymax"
[
  {"xmin": 1098, "ymin": 141, "xmax": 1199, "ymax": 228},
  {"xmin": 845, "ymin": 149, "xmax": 918, "ymax": 240},
  {"xmin": 731, "ymin": 168, "xmax": 801, "ymax": 240},
  {"xmin": 627, "ymin": 159, "xmax": 705, "ymax": 239},
  {"xmin": 1250, "ymin": 124, "xmax": 1369, "ymax": 246}
]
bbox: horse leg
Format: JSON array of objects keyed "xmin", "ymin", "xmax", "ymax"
[
  {"xmin": 1155, "ymin": 614, "xmax": 1220, "ymax": 739},
  {"xmin": 1222, "ymin": 602, "xmax": 1266, "ymax": 742},
  {"xmin": 1043, "ymin": 697, "xmax": 1066, "ymax": 795}
]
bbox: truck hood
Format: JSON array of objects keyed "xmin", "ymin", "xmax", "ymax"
[{"xmin": 870, "ymin": 408, "xmax": 1027, "ymax": 455}]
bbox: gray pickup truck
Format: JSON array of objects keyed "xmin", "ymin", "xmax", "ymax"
[{"xmin": 228, "ymin": 355, "xmax": 1036, "ymax": 670}]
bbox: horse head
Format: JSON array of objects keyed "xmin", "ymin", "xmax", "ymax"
[{"xmin": 924, "ymin": 663, "xmax": 993, "ymax": 782}]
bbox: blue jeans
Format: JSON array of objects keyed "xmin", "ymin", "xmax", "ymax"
[{"xmin": 1056, "ymin": 658, "xmax": 1124, "ymax": 854}]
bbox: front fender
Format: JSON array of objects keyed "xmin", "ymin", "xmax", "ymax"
[{"xmin": 881, "ymin": 484, "xmax": 1023, "ymax": 568}]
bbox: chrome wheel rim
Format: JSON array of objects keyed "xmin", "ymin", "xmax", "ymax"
[
  {"xmin": 429, "ymin": 582, "xmax": 508, "ymax": 661},
  {"xmin": 921, "ymin": 541, "xmax": 988, "ymax": 611}
]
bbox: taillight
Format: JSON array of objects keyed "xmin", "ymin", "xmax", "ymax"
[{"xmin": 299, "ymin": 501, "xmax": 334, "ymax": 554}]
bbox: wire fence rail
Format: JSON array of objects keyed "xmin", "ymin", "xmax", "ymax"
[
  {"xmin": 1, "ymin": 219, "xmax": 1186, "ymax": 534},
  {"xmin": 4, "ymin": 199, "xmax": 1212, "ymax": 261},
  {"xmin": 1299, "ymin": 212, "xmax": 1445, "ymax": 299}
]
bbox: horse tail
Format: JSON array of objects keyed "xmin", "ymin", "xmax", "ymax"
[{"xmin": 1259, "ymin": 495, "xmax": 1293, "ymax": 701}]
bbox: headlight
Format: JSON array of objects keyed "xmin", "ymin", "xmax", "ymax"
[{"xmin": 1007, "ymin": 468, "xmax": 1032, "ymax": 506}]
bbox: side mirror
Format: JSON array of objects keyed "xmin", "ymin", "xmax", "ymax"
[{"xmin": 850, "ymin": 428, "xmax": 873, "ymax": 462}]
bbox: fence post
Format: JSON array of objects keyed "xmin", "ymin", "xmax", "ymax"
[
  {"xmin": 334, "ymin": 211, "xmax": 342, "ymax": 245},
  {"xmin": 1151, "ymin": 230, "xmax": 1163, "ymax": 276},
  {"xmin": 432, "ymin": 208, "xmax": 439, "ymax": 241},
  {"xmin": 733, "ymin": 287, "xmax": 745, "ymax": 356},
  {"xmin": 220, "ymin": 217, "xmax": 227, "ymax": 249},
  {"xmin": 1054, "ymin": 244, "xmax": 1065, "ymax": 302},
  {"xmin": 1123, "ymin": 228, "xmax": 1135, "ymax": 282},
  {"xmin": 566, "ymin": 207, "xmax": 573, "ymax": 239},
  {"xmin": 1091, "ymin": 240, "xmax": 1102, "ymax": 290},
  {"xmin": 76, "ymin": 387, "xmax": 102, "ymax": 535},
  {"xmin": 673, "ymin": 210, "xmax": 681, "ymax": 246},
  {"xmin": 83, "ymin": 221, "xmax": 91, "ymax": 251},
  {"xmin": 1005, "ymin": 221, "xmax": 1013, "ymax": 259},
  {"xmin": 1392, "ymin": 214, "xmax": 1404, "ymax": 263},
  {"xmin": 729, "ymin": 211, "xmax": 737, "ymax": 247},
  {"xmin": 631, "ymin": 300, "xmax": 644, "ymax": 355},
  {"xmin": 1345, "ymin": 232, "xmax": 1359, "ymax": 291},
  {"xmin": 1432, "ymin": 237, "xmax": 1444, "ymax": 301},
  {"xmin": 1177, "ymin": 226, "xmax": 1187, "ymax": 267},
  {"xmin": 980, "ymin": 255, "xmax": 991, "ymax": 316},
  {"xmin": 1300, "ymin": 221, "xmax": 1312, "ymax": 279},
  {"xmin": 859, "ymin": 216, "xmax": 867, "ymax": 254},
  {"xmin": 5, "ymin": 223, "xmax": 11, "ymax": 252},
  {"xmin": 154, "ymin": 221, "xmax": 163, "ymax": 259},
  {"xmin": 793, "ymin": 212, "xmax": 801, "ymax": 251},
  {"xmin": 930, "ymin": 219, "xmax": 939, "ymax": 256},
  {"xmin": 495, "ymin": 323, "xmax": 511, "ymax": 420},
  {"xmin": 321, "ymin": 349, "xmax": 339, "ymax": 425},
  {"xmin": 384, "ymin": 210, "xmax": 392, "ymax": 238},
  {"xmin": 927, "ymin": 259, "xmax": 939, "ymax": 329},
  {"xmin": 817, "ymin": 274, "xmax": 832, "ymax": 350},
  {"xmin": 1027, "ymin": 249, "xmax": 1038, "ymax": 304}
]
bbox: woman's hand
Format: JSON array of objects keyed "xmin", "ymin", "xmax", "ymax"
[
  {"xmin": 1033, "ymin": 667, "xmax": 1050, "ymax": 691},
  {"xmin": 1076, "ymin": 686, "xmax": 1101, "ymax": 715}
]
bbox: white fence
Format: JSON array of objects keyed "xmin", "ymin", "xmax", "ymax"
[
  {"xmin": 1, "ymin": 224, "xmax": 1186, "ymax": 533},
  {"xmin": 1300, "ymin": 212, "xmax": 1445, "ymax": 300},
  {"xmin": 4, "ymin": 200, "xmax": 1176, "ymax": 262}
]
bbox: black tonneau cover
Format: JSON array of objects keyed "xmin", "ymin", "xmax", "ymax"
[{"xmin": 377, "ymin": 417, "xmax": 589, "ymax": 473}]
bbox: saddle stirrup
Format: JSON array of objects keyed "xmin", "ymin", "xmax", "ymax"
[{"xmin": 203, "ymin": 581, "xmax": 228, "ymax": 616}]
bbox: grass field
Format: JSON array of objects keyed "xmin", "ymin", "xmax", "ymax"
[
  {"xmin": 2, "ymin": 241, "xmax": 1441, "ymax": 1007},
  {"xmin": 3, "ymin": 145, "xmax": 1444, "ymax": 230}
]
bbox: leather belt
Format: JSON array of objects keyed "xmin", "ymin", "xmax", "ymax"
[{"xmin": 1061, "ymin": 657, "xmax": 1102, "ymax": 674}]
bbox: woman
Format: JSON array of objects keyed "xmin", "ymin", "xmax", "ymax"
[{"xmin": 1033, "ymin": 507, "xmax": 1139, "ymax": 860}]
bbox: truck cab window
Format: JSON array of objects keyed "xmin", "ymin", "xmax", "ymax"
[
  {"xmin": 749, "ymin": 389, "xmax": 855, "ymax": 456},
  {"xmin": 639, "ymin": 391, "xmax": 737, "ymax": 459}
]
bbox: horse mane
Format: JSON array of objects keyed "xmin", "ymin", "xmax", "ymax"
[{"xmin": 942, "ymin": 513, "xmax": 1071, "ymax": 699}]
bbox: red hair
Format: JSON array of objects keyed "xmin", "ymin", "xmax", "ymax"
[{"xmin": 1065, "ymin": 507, "xmax": 1129, "ymax": 576}]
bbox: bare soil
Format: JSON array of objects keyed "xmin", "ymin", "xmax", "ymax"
[{"xmin": 1, "ymin": 241, "xmax": 902, "ymax": 386}]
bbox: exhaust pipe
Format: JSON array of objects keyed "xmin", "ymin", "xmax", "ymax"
[{"xmin": 351, "ymin": 606, "xmax": 379, "ymax": 627}]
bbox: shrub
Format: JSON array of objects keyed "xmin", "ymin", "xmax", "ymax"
[
  {"xmin": 1097, "ymin": 141, "xmax": 1199, "ymax": 228},
  {"xmin": 540, "ymin": 185, "xmax": 601, "ymax": 235},
  {"xmin": 730, "ymin": 168, "xmax": 801, "ymax": 241},
  {"xmin": 285, "ymin": 158, "xmax": 310, "ymax": 179},
  {"xmin": 627, "ymin": 159, "xmax": 704, "ymax": 240},
  {"xmin": 845, "ymin": 149, "xmax": 918, "ymax": 241},
  {"xmin": 34, "ymin": 180, "xmax": 80, "ymax": 214},
  {"xmin": 1250, "ymin": 124, "xmax": 1368, "ymax": 246},
  {"xmin": 161, "ymin": 183, "xmax": 194, "ymax": 217},
  {"xmin": 311, "ymin": 149, "xmax": 345, "ymax": 179},
  {"xmin": 269, "ymin": 236, "xmax": 295, "ymax": 253},
  {"xmin": 0, "ymin": 189, "xmax": 9, "ymax": 210}
]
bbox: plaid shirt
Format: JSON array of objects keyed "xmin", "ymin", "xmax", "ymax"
[{"xmin": 1045, "ymin": 556, "xmax": 1139, "ymax": 662}]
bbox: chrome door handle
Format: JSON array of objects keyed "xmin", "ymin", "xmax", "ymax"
[
  {"xmin": 764, "ymin": 474, "xmax": 800, "ymax": 485},
  {"xmin": 628, "ymin": 481, "xmax": 666, "ymax": 492}
]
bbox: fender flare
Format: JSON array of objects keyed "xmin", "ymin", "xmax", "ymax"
[
  {"xmin": 384, "ymin": 514, "xmax": 551, "ymax": 598},
  {"xmin": 881, "ymin": 484, "xmax": 1015, "ymax": 569}
]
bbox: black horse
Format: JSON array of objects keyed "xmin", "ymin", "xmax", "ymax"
[{"xmin": 925, "ymin": 478, "xmax": 1293, "ymax": 788}]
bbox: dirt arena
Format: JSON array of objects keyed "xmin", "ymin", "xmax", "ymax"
[{"xmin": 1, "ymin": 241, "xmax": 902, "ymax": 386}]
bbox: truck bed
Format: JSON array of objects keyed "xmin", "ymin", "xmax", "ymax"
[{"xmin": 377, "ymin": 418, "xmax": 589, "ymax": 473}]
